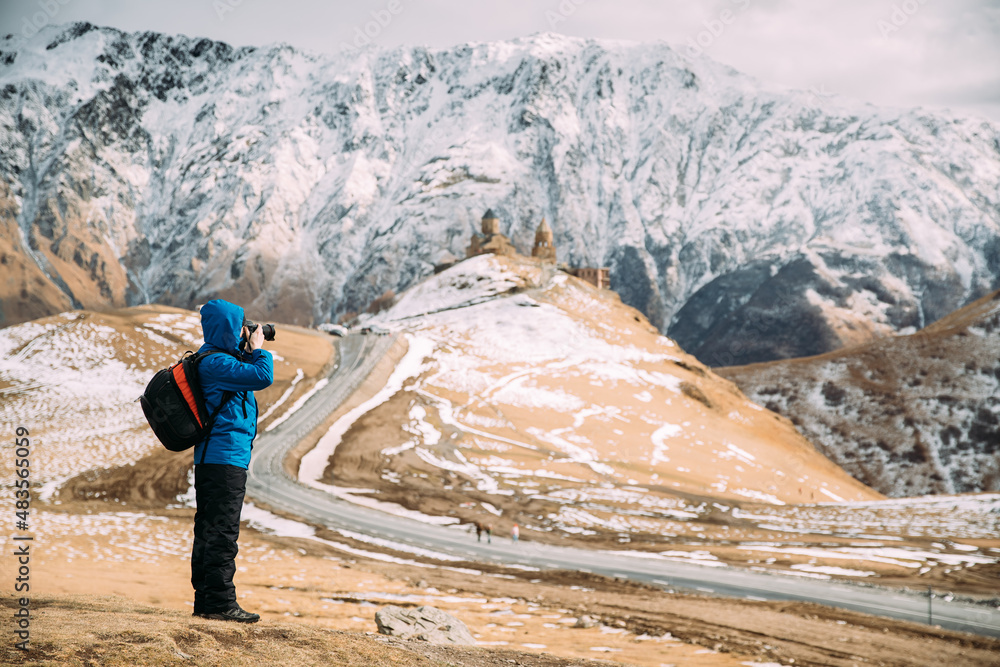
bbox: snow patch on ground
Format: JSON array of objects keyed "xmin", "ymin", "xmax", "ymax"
[
  {"xmin": 0, "ymin": 313, "xmax": 164, "ymax": 485},
  {"xmin": 299, "ymin": 335, "xmax": 434, "ymax": 485},
  {"xmin": 242, "ymin": 503, "xmax": 458, "ymax": 564},
  {"xmin": 297, "ymin": 335, "xmax": 460, "ymax": 525}
]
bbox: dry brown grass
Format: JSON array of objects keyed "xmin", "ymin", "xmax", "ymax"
[{"xmin": 0, "ymin": 596, "xmax": 623, "ymax": 667}]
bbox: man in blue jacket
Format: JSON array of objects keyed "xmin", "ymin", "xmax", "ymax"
[{"xmin": 191, "ymin": 299, "xmax": 273, "ymax": 623}]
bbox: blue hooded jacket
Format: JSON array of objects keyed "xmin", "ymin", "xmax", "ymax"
[{"xmin": 194, "ymin": 299, "xmax": 274, "ymax": 469}]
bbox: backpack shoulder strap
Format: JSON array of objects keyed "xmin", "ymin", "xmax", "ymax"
[{"xmin": 189, "ymin": 349, "xmax": 238, "ymax": 464}]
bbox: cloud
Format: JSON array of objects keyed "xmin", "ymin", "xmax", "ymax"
[{"xmin": 687, "ymin": 0, "xmax": 1000, "ymax": 119}]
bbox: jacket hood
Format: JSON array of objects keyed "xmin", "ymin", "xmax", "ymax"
[{"xmin": 200, "ymin": 299, "xmax": 244, "ymax": 354}]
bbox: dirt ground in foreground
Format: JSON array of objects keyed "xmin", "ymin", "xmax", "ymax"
[
  {"xmin": 15, "ymin": 509, "xmax": 1000, "ymax": 667},
  {"xmin": 17, "ymin": 516, "xmax": 747, "ymax": 667},
  {"xmin": 0, "ymin": 595, "xmax": 623, "ymax": 667}
]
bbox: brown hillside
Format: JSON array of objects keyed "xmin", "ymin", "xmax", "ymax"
[
  {"xmin": 3, "ymin": 302, "xmax": 1000, "ymax": 667},
  {"xmin": 307, "ymin": 254, "xmax": 879, "ymax": 552},
  {"xmin": 0, "ymin": 181, "xmax": 74, "ymax": 327},
  {"xmin": 719, "ymin": 290, "xmax": 1000, "ymax": 496}
]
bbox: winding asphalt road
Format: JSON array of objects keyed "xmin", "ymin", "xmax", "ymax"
[{"xmin": 247, "ymin": 334, "xmax": 1000, "ymax": 639}]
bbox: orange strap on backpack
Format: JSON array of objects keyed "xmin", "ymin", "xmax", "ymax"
[{"xmin": 171, "ymin": 363, "xmax": 204, "ymax": 429}]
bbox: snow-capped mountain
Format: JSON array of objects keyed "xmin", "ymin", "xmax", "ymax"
[
  {"xmin": 720, "ymin": 290, "xmax": 1000, "ymax": 496},
  {"xmin": 2, "ymin": 23, "xmax": 999, "ymax": 364}
]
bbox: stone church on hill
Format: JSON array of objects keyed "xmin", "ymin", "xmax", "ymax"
[
  {"xmin": 464, "ymin": 209, "xmax": 610, "ymax": 289},
  {"xmin": 465, "ymin": 209, "xmax": 517, "ymax": 258}
]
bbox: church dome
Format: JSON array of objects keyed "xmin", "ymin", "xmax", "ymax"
[{"xmin": 535, "ymin": 217, "xmax": 552, "ymax": 240}]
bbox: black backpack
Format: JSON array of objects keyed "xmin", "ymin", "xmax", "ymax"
[{"xmin": 139, "ymin": 350, "xmax": 235, "ymax": 453}]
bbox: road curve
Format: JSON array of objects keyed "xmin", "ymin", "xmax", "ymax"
[{"xmin": 247, "ymin": 334, "xmax": 1000, "ymax": 639}]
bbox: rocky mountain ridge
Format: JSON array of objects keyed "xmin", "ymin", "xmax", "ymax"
[
  {"xmin": 2, "ymin": 22, "xmax": 999, "ymax": 364},
  {"xmin": 720, "ymin": 290, "xmax": 1000, "ymax": 496}
]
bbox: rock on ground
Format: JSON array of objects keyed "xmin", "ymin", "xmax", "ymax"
[{"xmin": 375, "ymin": 605, "xmax": 477, "ymax": 645}]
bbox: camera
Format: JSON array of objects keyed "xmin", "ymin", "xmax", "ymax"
[{"xmin": 241, "ymin": 318, "xmax": 276, "ymax": 352}]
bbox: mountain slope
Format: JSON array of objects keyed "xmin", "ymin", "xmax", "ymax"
[
  {"xmin": 719, "ymin": 290, "xmax": 1000, "ymax": 497},
  {"xmin": 294, "ymin": 254, "xmax": 879, "ymax": 545},
  {"xmin": 2, "ymin": 23, "xmax": 999, "ymax": 364},
  {"xmin": 0, "ymin": 304, "xmax": 332, "ymax": 501}
]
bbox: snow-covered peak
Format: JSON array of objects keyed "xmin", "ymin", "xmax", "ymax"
[{"xmin": 2, "ymin": 23, "xmax": 998, "ymax": 365}]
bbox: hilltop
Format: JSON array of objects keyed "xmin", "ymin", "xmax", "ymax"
[
  {"xmin": 312, "ymin": 254, "xmax": 879, "ymax": 542},
  {"xmin": 0, "ymin": 596, "xmax": 624, "ymax": 667}
]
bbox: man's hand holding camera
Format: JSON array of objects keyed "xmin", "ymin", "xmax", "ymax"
[
  {"xmin": 241, "ymin": 324, "xmax": 265, "ymax": 352},
  {"xmin": 240, "ymin": 319, "xmax": 275, "ymax": 354}
]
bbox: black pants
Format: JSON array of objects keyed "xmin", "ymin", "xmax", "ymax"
[{"xmin": 191, "ymin": 463, "xmax": 247, "ymax": 613}]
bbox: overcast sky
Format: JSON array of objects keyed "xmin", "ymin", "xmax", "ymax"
[{"xmin": 2, "ymin": 0, "xmax": 998, "ymax": 121}]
